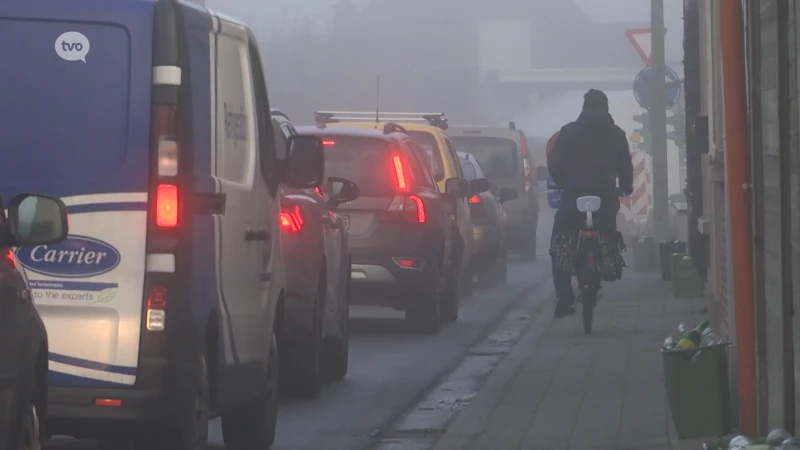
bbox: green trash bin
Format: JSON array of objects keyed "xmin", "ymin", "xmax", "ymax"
[
  {"xmin": 662, "ymin": 343, "xmax": 732, "ymax": 439},
  {"xmin": 671, "ymin": 253, "xmax": 704, "ymax": 299}
]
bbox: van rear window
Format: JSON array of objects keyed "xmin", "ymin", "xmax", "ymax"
[
  {"xmin": 450, "ymin": 136, "xmax": 518, "ymax": 178},
  {"xmin": 0, "ymin": 20, "xmax": 130, "ymax": 181}
]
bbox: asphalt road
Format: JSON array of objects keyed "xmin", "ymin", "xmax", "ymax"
[{"xmin": 46, "ymin": 208, "xmax": 556, "ymax": 450}]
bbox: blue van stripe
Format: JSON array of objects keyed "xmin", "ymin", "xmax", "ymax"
[
  {"xmin": 49, "ymin": 352, "xmax": 137, "ymax": 376},
  {"xmin": 67, "ymin": 202, "xmax": 148, "ymax": 214},
  {"xmin": 48, "ymin": 371, "xmax": 130, "ymax": 388}
]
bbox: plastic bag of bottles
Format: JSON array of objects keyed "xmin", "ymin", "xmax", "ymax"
[
  {"xmin": 662, "ymin": 319, "xmax": 724, "ymax": 351},
  {"xmin": 703, "ymin": 428, "xmax": 800, "ymax": 449}
]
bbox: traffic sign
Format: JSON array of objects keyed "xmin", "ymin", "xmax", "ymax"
[
  {"xmin": 633, "ymin": 65, "xmax": 682, "ymax": 110},
  {"xmin": 625, "ymin": 28, "xmax": 667, "ymax": 65},
  {"xmin": 630, "ymin": 131, "xmax": 642, "ymax": 144}
]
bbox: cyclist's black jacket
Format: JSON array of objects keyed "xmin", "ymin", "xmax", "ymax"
[
  {"xmin": 548, "ymin": 109, "xmax": 633, "ymax": 197},
  {"xmin": 548, "ymin": 108, "xmax": 634, "ymax": 232}
]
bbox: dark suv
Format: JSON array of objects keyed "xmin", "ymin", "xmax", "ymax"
[
  {"xmin": 0, "ymin": 193, "xmax": 69, "ymax": 450},
  {"xmin": 297, "ymin": 124, "xmax": 469, "ymax": 334}
]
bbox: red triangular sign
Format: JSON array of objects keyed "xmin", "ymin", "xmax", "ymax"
[{"xmin": 626, "ymin": 28, "xmax": 667, "ymax": 65}]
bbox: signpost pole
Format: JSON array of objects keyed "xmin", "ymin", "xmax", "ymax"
[{"xmin": 649, "ymin": 0, "xmax": 669, "ymax": 241}]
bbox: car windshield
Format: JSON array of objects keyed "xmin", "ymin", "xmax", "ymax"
[{"xmin": 450, "ymin": 136, "xmax": 518, "ymax": 178}]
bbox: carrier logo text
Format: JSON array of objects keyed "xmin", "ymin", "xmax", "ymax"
[{"xmin": 16, "ymin": 235, "xmax": 121, "ymax": 278}]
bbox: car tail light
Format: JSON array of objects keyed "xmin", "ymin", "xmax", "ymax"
[
  {"xmin": 393, "ymin": 258, "xmax": 424, "ymax": 270},
  {"xmin": 391, "ymin": 155, "xmax": 408, "ymax": 190},
  {"xmin": 156, "ymin": 184, "xmax": 179, "ymax": 227},
  {"xmin": 146, "ymin": 285, "xmax": 167, "ymax": 331},
  {"xmin": 4, "ymin": 249, "xmax": 15, "ymax": 269},
  {"xmin": 280, "ymin": 205, "xmax": 303, "ymax": 231},
  {"xmin": 322, "ymin": 140, "xmax": 336, "ymax": 147},
  {"xmin": 381, "ymin": 195, "xmax": 426, "ymax": 223},
  {"xmin": 468, "ymin": 194, "xmax": 485, "ymax": 217},
  {"xmin": 519, "ymin": 131, "xmax": 532, "ymax": 193},
  {"xmin": 95, "ymin": 398, "xmax": 123, "ymax": 407}
]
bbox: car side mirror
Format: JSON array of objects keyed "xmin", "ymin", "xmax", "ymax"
[
  {"xmin": 444, "ymin": 177, "xmax": 469, "ymax": 198},
  {"xmin": 536, "ymin": 166, "xmax": 549, "ymax": 181},
  {"xmin": 326, "ymin": 176, "xmax": 360, "ymax": 210},
  {"xmin": 6, "ymin": 194, "xmax": 69, "ymax": 246},
  {"xmin": 286, "ymin": 135, "xmax": 324, "ymax": 188},
  {"xmin": 498, "ymin": 187, "xmax": 518, "ymax": 204},
  {"xmin": 469, "ymin": 178, "xmax": 491, "ymax": 196}
]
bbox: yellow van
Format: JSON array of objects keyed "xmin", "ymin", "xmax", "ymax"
[{"xmin": 314, "ymin": 111, "xmax": 475, "ymax": 297}]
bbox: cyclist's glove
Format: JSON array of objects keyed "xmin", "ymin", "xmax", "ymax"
[{"xmin": 620, "ymin": 186, "xmax": 633, "ymax": 196}]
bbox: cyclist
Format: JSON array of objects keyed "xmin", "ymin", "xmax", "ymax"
[{"xmin": 547, "ymin": 89, "xmax": 634, "ymax": 319}]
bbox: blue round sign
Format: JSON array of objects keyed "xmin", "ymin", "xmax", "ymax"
[{"xmin": 633, "ymin": 65, "xmax": 682, "ymax": 110}]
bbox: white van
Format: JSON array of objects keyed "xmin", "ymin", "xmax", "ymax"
[
  {"xmin": 447, "ymin": 123, "xmax": 540, "ymax": 260},
  {"xmin": 0, "ymin": 0, "xmax": 324, "ymax": 448}
]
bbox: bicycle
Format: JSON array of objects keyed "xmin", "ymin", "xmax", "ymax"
[
  {"xmin": 547, "ymin": 183, "xmax": 627, "ymax": 334},
  {"xmin": 572, "ymin": 195, "xmax": 603, "ymax": 334}
]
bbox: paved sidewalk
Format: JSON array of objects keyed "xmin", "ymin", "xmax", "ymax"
[{"xmin": 432, "ymin": 273, "xmax": 711, "ymax": 450}]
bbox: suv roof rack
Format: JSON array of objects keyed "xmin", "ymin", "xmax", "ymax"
[
  {"xmin": 314, "ymin": 111, "xmax": 449, "ymax": 130},
  {"xmin": 383, "ymin": 122, "xmax": 408, "ymax": 135}
]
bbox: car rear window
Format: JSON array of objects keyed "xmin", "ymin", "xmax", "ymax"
[
  {"xmin": 404, "ymin": 130, "xmax": 446, "ymax": 180},
  {"xmin": 0, "ymin": 20, "xmax": 131, "ymax": 181},
  {"xmin": 450, "ymin": 136, "xmax": 518, "ymax": 178},
  {"xmin": 319, "ymin": 136, "xmax": 403, "ymax": 196}
]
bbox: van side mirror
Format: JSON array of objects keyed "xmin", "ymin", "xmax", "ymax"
[
  {"xmin": 469, "ymin": 178, "xmax": 491, "ymax": 196},
  {"xmin": 536, "ymin": 166, "xmax": 549, "ymax": 181},
  {"xmin": 6, "ymin": 194, "xmax": 69, "ymax": 246},
  {"xmin": 444, "ymin": 178, "xmax": 469, "ymax": 198},
  {"xmin": 498, "ymin": 188, "xmax": 518, "ymax": 204},
  {"xmin": 286, "ymin": 135, "xmax": 324, "ymax": 188},
  {"xmin": 326, "ymin": 176, "xmax": 359, "ymax": 210}
]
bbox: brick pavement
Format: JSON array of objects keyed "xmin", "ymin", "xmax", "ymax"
[{"xmin": 432, "ymin": 273, "xmax": 713, "ymax": 450}]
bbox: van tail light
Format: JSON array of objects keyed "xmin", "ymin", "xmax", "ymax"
[
  {"xmin": 153, "ymin": 106, "xmax": 180, "ymax": 176},
  {"xmin": 156, "ymin": 184, "xmax": 179, "ymax": 227},
  {"xmin": 519, "ymin": 131, "xmax": 532, "ymax": 193},
  {"xmin": 4, "ymin": 250, "xmax": 15, "ymax": 269},
  {"xmin": 468, "ymin": 195, "xmax": 485, "ymax": 217},
  {"xmin": 146, "ymin": 285, "xmax": 167, "ymax": 331},
  {"xmin": 280, "ymin": 205, "xmax": 303, "ymax": 232},
  {"xmin": 391, "ymin": 154, "xmax": 408, "ymax": 190},
  {"xmin": 381, "ymin": 195, "xmax": 426, "ymax": 223}
]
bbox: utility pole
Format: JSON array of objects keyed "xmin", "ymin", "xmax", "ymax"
[{"xmin": 650, "ymin": 0, "xmax": 669, "ymax": 241}]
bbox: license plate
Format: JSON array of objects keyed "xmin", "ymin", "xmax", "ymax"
[{"xmin": 339, "ymin": 215, "xmax": 350, "ymax": 231}]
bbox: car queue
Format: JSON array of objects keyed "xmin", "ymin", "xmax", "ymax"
[{"xmin": 0, "ymin": 0, "xmax": 537, "ymax": 449}]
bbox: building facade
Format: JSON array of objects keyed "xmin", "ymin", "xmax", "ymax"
[{"xmin": 690, "ymin": 0, "xmax": 800, "ymax": 434}]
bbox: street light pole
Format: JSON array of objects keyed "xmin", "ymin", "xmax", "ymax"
[{"xmin": 650, "ymin": 0, "xmax": 669, "ymax": 241}]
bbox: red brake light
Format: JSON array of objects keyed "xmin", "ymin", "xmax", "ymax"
[
  {"xmin": 156, "ymin": 184, "xmax": 179, "ymax": 227},
  {"xmin": 391, "ymin": 155, "xmax": 408, "ymax": 190},
  {"xmin": 280, "ymin": 205, "xmax": 303, "ymax": 232},
  {"xmin": 95, "ymin": 398, "xmax": 123, "ymax": 407},
  {"xmin": 147, "ymin": 286, "xmax": 167, "ymax": 309},
  {"xmin": 381, "ymin": 195, "xmax": 426, "ymax": 223},
  {"xmin": 468, "ymin": 195, "xmax": 481, "ymax": 204},
  {"xmin": 314, "ymin": 186, "xmax": 322, "ymax": 196},
  {"xmin": 322, "ymin": 140, "xmax": 336, "ymax": 147},
  {"xmin": 5, "ymin": 250, "xmax": 16, "ymax": 268},
  {"xmin": 408, "ymin": 195, "xmax": 426, "ymax": 223}
]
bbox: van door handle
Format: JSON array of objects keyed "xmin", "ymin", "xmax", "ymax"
[{"xmin": 245, "ymin": 228, "xmax": 270, "ymax": 241}]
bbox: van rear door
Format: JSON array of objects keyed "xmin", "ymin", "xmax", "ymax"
[{"xmin": 0, "ymin": 0, "xmax": 154, "ymax": 387}]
